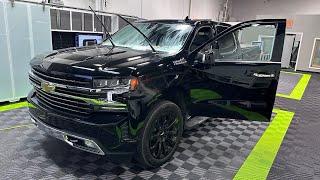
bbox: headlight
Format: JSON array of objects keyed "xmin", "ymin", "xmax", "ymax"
[{"xmin": 93, "ymin": 78, "xmax": 131, "ymax": 88}]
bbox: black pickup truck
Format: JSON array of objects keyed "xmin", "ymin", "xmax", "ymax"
[{"xmin": 28, "ymin": 18, "xmax": 285, "ymax": 168}]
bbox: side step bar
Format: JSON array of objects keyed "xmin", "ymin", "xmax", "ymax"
[{"xmin": 185, "ymin": 116, "xmax": 210, "ymax": 130}]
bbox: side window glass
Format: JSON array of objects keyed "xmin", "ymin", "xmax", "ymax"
[
  {"xmin": 217, "ymin": 24, "xmax": 277, "ymax": 62},
  {"xmin": 218, "ymin": 33, "xmax": 237, "ymax": 55},
  {"xmin": 190, "ymin": 27, "xmax": 213, "ymax": 52},
  {"xmin": 215, "ymin": 25, "xmax": 229, "ymax": 34}
]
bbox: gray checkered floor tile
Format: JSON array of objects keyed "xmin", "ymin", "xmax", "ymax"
[
  {"xmin": 0, "ymin": 108, "xmax": 30, "ymax": 129},
  {"xmin": 277, "ymin": 72, "xmax": 302, "ymax": 95},
  {"xmin": 0, "ymin": 109, "xmax": 268, "ymax": 180},
  {"xmin": 269, "ymin": 72, "xmax": 320, "ymax": 180}
]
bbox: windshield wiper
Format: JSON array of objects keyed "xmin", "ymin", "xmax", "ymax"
[
  {"xmin": 89, "ymin": 6, "xmax": 115, "ymax": 48},
  {"xmin": 117, "ymin": 15, "xmax": 157, "ymax": 53}
]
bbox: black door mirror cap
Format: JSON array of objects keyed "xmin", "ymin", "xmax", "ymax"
[{"xmin": 213, "ymin": 41, "xmax": 219, "ymax": 50}]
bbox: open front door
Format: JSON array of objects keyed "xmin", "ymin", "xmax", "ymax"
[{"xmin": 188, "ymin": 19, "xmax": 286, "ymax": 121}]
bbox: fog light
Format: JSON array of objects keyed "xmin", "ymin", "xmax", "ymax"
[{"xmin": 84, "ymin": 140, "xmax": 96, "ymax": 148}]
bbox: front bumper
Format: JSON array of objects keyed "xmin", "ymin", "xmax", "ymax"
[
  {"xmin": 31, "ymin": 116, "xmax": 105, "ymax": 155},
  {"xmin": 27, "ymin": 90, "xmax": 137, "ymax": 156}
]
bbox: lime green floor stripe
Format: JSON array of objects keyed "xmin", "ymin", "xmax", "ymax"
[
  {"xmin": 233, "ymin": 109, "xmax": 295, "ymax": 180},
  {"xmin": 277, "ymin": 72, "xmax": 311, "ymax": 100},
  {"xmin": 0, "ymin": 101, "xmax": 28, "ymax": 112}
]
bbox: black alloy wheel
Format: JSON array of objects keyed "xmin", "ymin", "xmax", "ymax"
[
  {"xmin": 149, "ymin": 111, "xmax": 179, "ymax": 159},
  {"xmin": 135, "ymin": 100, "xmax": 183, "ymax": 168}
]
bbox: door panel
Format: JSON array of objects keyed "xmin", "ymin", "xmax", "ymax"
[{"xmin": 188, "ymin": 19, "xmax": 286, "ymax": 121}]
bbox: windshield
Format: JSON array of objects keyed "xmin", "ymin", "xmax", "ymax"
[{"xmin": 102, "ymin": 22, "xmax": 193, "ymax": 54}]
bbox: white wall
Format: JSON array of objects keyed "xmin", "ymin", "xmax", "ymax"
[
  {"xmin": 63, "ymin": 0, "xmax": 95, "ymax": 9},
  {"xmin": 102, "ymin": 0, "xmax": 141, "ymax": 17},
  {"xmin": 24, "ymin": 0, "xmax": 227, "ymax": 20},
  {"xmin": 105, "ymin": 0, "xmax": 228, "ymax": 20},
  {"xmin": 190, "ymin": 0, "xmax": 225, "ymax": 20},
  {"xmin": 141, "ymin": 0, "xmax": 189, "ymax": 19},
  {"xmin": 100, "ymin": 0, "xmax": 189, "ymax": 19},
  {"xmin": 103, "ymin": 0, "xmax": 226, "ymax": 20},
  {"xmin": 231, "ymin": 0, "xmax": 320, "ymax": 21}
]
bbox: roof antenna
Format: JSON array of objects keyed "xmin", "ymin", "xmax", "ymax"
[{"xmin": 184, "ymin": 16, "xmax": 190, "ymax": 21}]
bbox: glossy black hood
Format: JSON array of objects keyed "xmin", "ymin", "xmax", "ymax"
[{"xmin": 30, "ymin": 45, "xmax": 163, "ymax": 78}]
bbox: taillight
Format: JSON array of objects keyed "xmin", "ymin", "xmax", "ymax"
[{"xmin": 130, "ymin": 77, "xmax": 139, "ymax": 91}]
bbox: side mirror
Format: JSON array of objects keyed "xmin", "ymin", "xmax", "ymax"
[
  {"xmin": 203, "ymin": 43, "xmax": 218, "ymax": 64},
  {"xmin": 192, "ymin": 41, "xmax": 219, "ymax": 65},
  {"xmin": 194, "ymin": 50, "xmax": 215, "ymax": 64},
  {"xmin": 206, "ymin": 50, "xmax": 216, "ymax": 64},
  {"xmin": 195, "ymin": 52, "xmax": 206, "ymax": 63},
  {"xmin": 212, "ymin": 41, "xmax": 219, "ymax": 50}
]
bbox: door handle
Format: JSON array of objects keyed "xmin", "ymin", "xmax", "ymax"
[{"xmin": 253, "ymin": 73, "xmax": 275, "ymax": 78}]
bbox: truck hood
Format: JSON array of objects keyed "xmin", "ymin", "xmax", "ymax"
[{"xmin": 31, "ymin": 45, "xmax": 162, "ymax": 77}]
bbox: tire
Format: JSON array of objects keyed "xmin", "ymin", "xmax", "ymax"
[{"xmin": 135, "ymin": 100, "xmax": 184, "ymax": 168}]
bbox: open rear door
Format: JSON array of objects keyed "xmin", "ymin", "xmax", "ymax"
[{"xmin": 188, "ymin": 19, "xmax": 286, "ymax": 121}]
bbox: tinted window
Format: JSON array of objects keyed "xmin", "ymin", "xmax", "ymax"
[
  {"xmin": 103, "ymin": 23, "xmax": 193, "ymax": 54},
  {"xmin": 190, "ymin": 27, "xmax": 213, "ymax": 52},
  {"xmin": 218, "ymin": 33, "xmax": 236, "ymax": 54},
  {"xmin": 217, "ymin": 24, "xmax": 277, "ymax": 61}
]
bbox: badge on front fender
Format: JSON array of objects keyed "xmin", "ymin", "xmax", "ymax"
[{"xmin": 173, "ymin": 58, "xmax": 187, "ymax": 65}]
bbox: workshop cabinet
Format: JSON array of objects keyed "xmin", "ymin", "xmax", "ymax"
[
  {"xmin": 72, "ymin": 11, "xmax": 82, "ymax": 31},
  {"xmin": 50, "ymin": 9, "xmax": 71, "ymax": 30}
]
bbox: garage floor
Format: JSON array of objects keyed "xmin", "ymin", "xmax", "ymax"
[
  {"xmin": 269, "ymin": 72, "xmax": 320, "ymax": 180},
  {"xmin": 0, "ymin": 71, "xmax": 317, "ymax": 180}
]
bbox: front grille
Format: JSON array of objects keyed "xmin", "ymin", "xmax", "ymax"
[
  {"xmin": 29, "ymin": 68, "xmax": 127, "ymax": 116},
  {"xmin": 32, "ymin": 68, "xmax": 92, "ymax": 88},
  {"xmin": 35, "ymin": 88, "xmax": 93, "ymax": 115},
  {"xmin": 54, "ymin": 87, "xmax": 101, "ymax": 98},
  {"xmin": 29, "ymin": 74, "xmax": 102, "ymax": 99},
  {"xmin": 29, "ymin": 74, "xmax": 40, "ymax": 87}
]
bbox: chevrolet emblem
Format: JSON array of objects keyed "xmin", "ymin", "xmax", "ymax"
[{"xmin": 41, "ymin": 82, "xmax": 56, "ymax": 93}]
